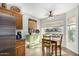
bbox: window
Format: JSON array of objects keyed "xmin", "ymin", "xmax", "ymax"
[{"xmin": 68, "ymin": 16, "xmax": 76, "ymax": 42}]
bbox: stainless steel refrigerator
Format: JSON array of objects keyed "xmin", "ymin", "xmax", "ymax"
[{"xmin": 0, "ymin": 14, "xmax": 16, "ymax": 56}]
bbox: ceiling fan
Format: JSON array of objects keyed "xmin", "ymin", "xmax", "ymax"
[
  {"xmin": 48, "ymin": 10, "xmax": 54, "ymax": 17},
  {"xmin": 42, "ymin": 10, "xmax": 55, "ymax": 20}
]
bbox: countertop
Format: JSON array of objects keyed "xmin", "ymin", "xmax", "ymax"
[{"xmin": 16, "ymin": 39, "xmax": 25, "ymax": 42}]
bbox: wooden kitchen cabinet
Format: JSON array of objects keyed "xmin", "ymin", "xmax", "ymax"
[
  {"xmin": 12, "ymin": 12, "xmax": 23, "ymax": 29},
  {"xmin": 16, "ymin": 40, "xmax": 25, "ymax": 56}
]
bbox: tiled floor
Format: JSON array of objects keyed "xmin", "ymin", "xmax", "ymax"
[{"xmin": 25, "ymin": 44, "xmax": 78, "ymax": 56}]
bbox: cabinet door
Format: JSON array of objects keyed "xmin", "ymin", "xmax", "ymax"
[
  {"xmin": 16, "ymin": 14, "xmax": 22, "ymax": 29},
  {"xmin": 12, "ymin": 13, "xmax": 22, "ymax": 29},
  {"xmin": 16, "ymin": 45, "xmax": 25, "ymax": 56}
]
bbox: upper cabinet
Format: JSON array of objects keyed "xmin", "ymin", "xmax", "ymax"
[
  {"xmin": 0, "ymin": 7, "xmax": 23, "ymax": 29},
  {"xmin": 12, "ymin": 12, "xmax": 22, "ymax": 29}
]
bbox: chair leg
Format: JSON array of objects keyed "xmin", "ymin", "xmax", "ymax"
[
  {"xmin": 46, "ymin": 47, "xmax": 50, "ymax": 56},
  {"xmin": 52, "ymin": 45, "xmax": 53, "ymax": 55},
  {"xmin": 59, "ymin": 46, "xmax": 61, "ymax": 56},
  {"xmin": 42, "ymin": 45, "xmax": 45, "ymax": 56},
  {"xmin": 49, "ymin": 47, "xmax": 51, "ymax": 56},
  {"xmin": 55, "ymin": 43, "xmax": 57, "ymax": 56}
]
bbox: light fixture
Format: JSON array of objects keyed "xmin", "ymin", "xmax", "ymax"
[{"xmin": 44, "ymin": 10, "xmax": 55, "ymax": 20}]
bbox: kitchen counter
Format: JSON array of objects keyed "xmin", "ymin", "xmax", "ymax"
[{"xmin": 16, "ymin": 39, "xmax": 25, "ymax": 42}]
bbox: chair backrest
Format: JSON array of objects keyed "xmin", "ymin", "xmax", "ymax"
[
  {"xmin": 42, "ymin": 35, "xmax": 51, "ymax": 47},
  {"xmin": 42, "ymin": 34, "xmax": 63, "ymax": 46},
  {"xmin": 43, "ymin": 34, "xmax": 51, "ymax": 39}
]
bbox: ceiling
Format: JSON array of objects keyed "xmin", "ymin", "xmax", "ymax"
[{"xmin": 7, "ymin": 3, "xmax": 79, "ymax": 19}]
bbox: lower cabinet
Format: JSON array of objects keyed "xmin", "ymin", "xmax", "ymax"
[{"xmin": 16, "ymin": 40, "xmax": 25, "ymax": 56}]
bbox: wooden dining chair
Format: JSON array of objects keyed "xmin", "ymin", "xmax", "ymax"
[
  {"xmin": 42, "ymin": 35, "xmax": 51, "ymax": 56},
  {"xmin": 51, "ymin": 34, "xmax": 63, "ymax": 56}
]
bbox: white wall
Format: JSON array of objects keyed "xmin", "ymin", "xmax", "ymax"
[{"xmin": 66, "ymin": 6, "xmax": 78, "ymax": 54}]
